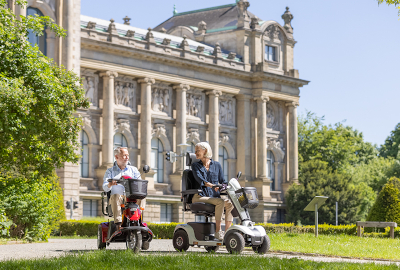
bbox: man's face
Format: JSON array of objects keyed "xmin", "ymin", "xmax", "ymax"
[{"xmin": 115, "ymin": 149, "xmax": 129, "ymax": 167}]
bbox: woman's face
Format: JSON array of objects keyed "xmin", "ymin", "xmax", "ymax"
[{"xmin": 195, "ymin": 146, "xmax": 207, "ymax": 159}]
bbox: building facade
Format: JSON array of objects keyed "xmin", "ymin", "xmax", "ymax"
[{"xmin": 7, "ymin": 0, "xmax": 309, "ymax": 223}]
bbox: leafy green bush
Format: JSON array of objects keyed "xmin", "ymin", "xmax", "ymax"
[
  {"xmin": 147, "ymin": 223, "xmax": 180, "ymax": 239},
  {"xmin": 256, "ymin": 223, "xmax": 357, "ymax": 236},
  {"xmin": 0, "ymin": 209, "xmax": 12, "ymax": 236},
  {"xmin": 57, "ymin": 220, "xmax": 99, "ymax": 237},
  {"xmin": 367, "ymin": 177, "xmax": 400, "ymax": 226},
  {"xmin": 0, "ymin": 170, "xmax": 64, "ymax": 241}
]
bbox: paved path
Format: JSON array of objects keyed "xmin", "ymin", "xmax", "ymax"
[{"xmin": 0, "ymin": 239, "xmax": 399, "ymax": 266}]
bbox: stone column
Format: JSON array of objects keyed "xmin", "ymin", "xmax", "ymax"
[
  {"xmin": 274, "ymin": 161, "xmax": 280, "ymax": 191},
  {"xmin": 45, "ymin": 29, "xmax": 56, "ymax": 60},
  {"xmin": 286, "ymin": 102, "xmax": 299, "ymax": 183},
  {"xmin": 138, "ymin": 78, "xmax": 155, "ymax": 167},
  {"xmin": 99, "ymin": 71, "xmax": 118, "ymax": 168},
  {"xmin": 255, "ymin": 96, "xmax": 269, "ymax": 178},
  {"xmin": 14, "ymin": 2, "xmax": 26, "ymax": 21},
  {"xmin": 236, "ymin": 94, "xmax": 252, "ymax": 182},
  {"xmin": 174, "ymin": 84, "xmax": 190, "ymax": 172},
  {"xmin": 206, "ymin": 90, "xmax": 222, "ymax": 161},
  {"xmin": 227, "ymin": 159, "xmax": 237, "ymax": 181}
]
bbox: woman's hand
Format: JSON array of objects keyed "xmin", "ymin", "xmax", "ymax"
[{"xmin": 204, "ymin": 182, "xmax": 213, "ymax": 188}]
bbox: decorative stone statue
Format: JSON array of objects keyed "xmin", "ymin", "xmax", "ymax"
[
  {"xmin": 86, "ymin": 77, "xmax": 95, "ymax": 104},
  {"xmin": 281, "ymin": 7, "xmax": 294, "ymax": 33}
]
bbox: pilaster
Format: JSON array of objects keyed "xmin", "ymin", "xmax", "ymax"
[
  {"xmin": 206, "ymin": 90, "xmax": 222, "ymax": 161},
  {"xmin": 286, "ymin": 101, "xmax": 299, "ymax": 183},
  {"xmin": 236, "ymin": 94, "xmax": 252, "ymax": 181},
  {"xmin": 99, "ymin": 71, "xmax": 118, "ymax": 168}
]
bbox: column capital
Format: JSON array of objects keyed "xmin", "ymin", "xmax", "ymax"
[
  {"xmin": 285, "ymin": 101, "xmax": 299, "ymax": 108},
  {"xmin": 138, "ymin": 77, "xmax": 155, "ymax": 85},
  {"xmin": 205, "ymin": 89, "xmax": 222, "ymax": 97},
  {"xmin": 173, "ymin": 84, "xmax": 190, "ymax": 92},
  {"xmin": 235, "ymin": 94, "xmax": 252, "ymax": 101},
  {"xmin": 99, "ymin": 71, "xmax": 118, "ymax": 78},
  {"xmin": 253, "ymin": 96, "xmax": 269, "ymax": 103}
]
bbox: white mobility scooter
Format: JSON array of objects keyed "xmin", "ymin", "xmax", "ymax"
[{"xmin": 172, "ymin": 153, "xmax": 270, "ymax": 254}]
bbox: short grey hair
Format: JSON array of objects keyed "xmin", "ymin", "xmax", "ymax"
[
  {"xmin": 114, "ymin": 147, "xmax": 128, "ymax": 156},
  {"xmin": 195, "ymin": 142, "xmax": 213, "ymax": 159}
]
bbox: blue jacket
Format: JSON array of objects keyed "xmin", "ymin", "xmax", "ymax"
[{"xmin": 191, "ymin": 159, "xmax": 227, "ymax": 198}]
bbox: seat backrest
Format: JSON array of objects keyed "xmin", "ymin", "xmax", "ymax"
[{"xmin": 182, "ymin": 170, "xmax": 200, "ymax": 205}]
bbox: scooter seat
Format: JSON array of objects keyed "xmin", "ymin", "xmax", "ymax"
[{"xmin": 190, "ymin": 202, "xmax": 215, "ymax": 214}]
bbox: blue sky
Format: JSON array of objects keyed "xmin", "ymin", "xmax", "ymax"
[{"xmin": 81, "ymin": 0, "xmax": 400, "ymax": 146}]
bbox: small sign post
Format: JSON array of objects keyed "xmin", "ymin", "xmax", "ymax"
[{"xmin": 304, "ymin": 196, "xmax": 328, "ymax": 237}]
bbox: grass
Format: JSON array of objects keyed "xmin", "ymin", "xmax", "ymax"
[
  {"xmin": 0, "ymin": 251, "xmax": 399, "ymax": 270},
  {"xmin": 270, "ymin": 233, "xmax": 400, "ymax": 260}
]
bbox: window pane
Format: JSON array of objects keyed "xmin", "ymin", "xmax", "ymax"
[
  {"xmin": 114, "ymin": 134, "xmax": 122, "ymax": 146},
  {"xmin": 151, "ymin": 138, "xmax": 158, "ymax": 148},
  {"xmin": 160, "ymin": 203, "xmax": 172, "ymax": 222},
  {"xmin": 83, "ymin": 200, "xmax": 91, "ymax": 216},
  {"xmin": 122, "ymin": 135, "xmax": 128, "ymax": 147}
]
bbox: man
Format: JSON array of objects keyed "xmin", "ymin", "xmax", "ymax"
[{"xmin": 103, "ymin": 147, "xmax": 142, "ymax": 231}]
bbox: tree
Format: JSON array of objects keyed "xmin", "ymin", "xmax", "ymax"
[
  {"xmin": 367, "ymin": 177, "xmax": 400, "ymax": 224},
  {"xmin": 0, "ymin": 0, "xmax": 89, "ymax": 176},
  {"xmin": 298, "ymin": 111, "xmax": 378, "ymax": 173},
  {"xmin": 377, "ymin": 0, "xmax": 400, "ymax": 15},
  {"xmin": 286, "ymin": 160, "xmax": 364, "ymax": 225},
  {"xmin": 379, "ymin": 123, "xmax": 400, "ymax": 160}
]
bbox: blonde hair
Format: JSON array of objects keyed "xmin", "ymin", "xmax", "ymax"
[
  {"xmin": 195, "ymin": 142, "xmax": 213, "ymax": 159},
  {"xmin": 114, "ymin": 147, "xmax": 128, "ymax": 156}
]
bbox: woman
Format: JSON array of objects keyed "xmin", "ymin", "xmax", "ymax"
[{"xmin": 191, "ymin": 142, "xmax": 234, "ymax": 241}]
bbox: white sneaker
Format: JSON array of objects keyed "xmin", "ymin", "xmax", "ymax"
[{"xmin": 215, "ymin": 231, "xmax": 224, "ymax": 241}]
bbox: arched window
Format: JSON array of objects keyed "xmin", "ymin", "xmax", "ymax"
[
  {"xmin": 187, "ymin": 142, "xmax": 196, "ymax": 154},
  {"xmin": 267, "ymin": 150, "xmax": 275, "ymax": 191},
  {"xmin": 151, "ymin": 138, "xmax": 164, "ymax": 183},
  {"xmin": 218, "ymin": 146, "xmax": 229, "ymax": 181},
  {"xmin": 114, "ymin": 133, "xmax": 128, "ymax": 148},
  {"xmin": 80, "ymin": 130, "xmax": 89, "ymax": 177},
  {"xmin": 27, "ymin": 7, "xmax": 47, "ymax": 56}
]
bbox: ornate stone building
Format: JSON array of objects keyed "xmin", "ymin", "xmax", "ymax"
[{"xmin": 8, "ymin": 0, "xmax": 309, "ymax": 223}]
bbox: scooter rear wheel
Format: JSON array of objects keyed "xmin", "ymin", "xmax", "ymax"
[
  {"xmin": 126, "ymin": 230, "xmax": 142, "ymax": 253},
  {"xmin": 252, "ymin": 235, "xmax": 271, "ymax": 254},
  {"xmin": 173, "ymin": 230, "xmax": 190, "ymax": 252}
]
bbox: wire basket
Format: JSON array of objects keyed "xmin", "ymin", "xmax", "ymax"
[
  {"xmin": 236, "ymin": 187, "xmax": 259, "ymax": 209},
  {"xmin": 123, "ymin": 179, "xmax": 148, "ymax": 200}
]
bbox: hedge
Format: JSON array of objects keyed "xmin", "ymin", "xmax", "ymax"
[{"xmin": 53, "ymin": 221, "xmax": 400, "ymax": 239}]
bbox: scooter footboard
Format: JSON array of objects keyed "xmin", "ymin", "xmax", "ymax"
[{"xmin": 121, "ymin": 226, "xmax": 150, "ymax": 233}]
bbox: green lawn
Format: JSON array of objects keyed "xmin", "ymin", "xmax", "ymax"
[
  {"xmin": 0, "ymin": 251, "xmax": 398, "ymax": 270},
  {"xmin": 269, "ymin": 233, "xmax": 400, "ymax": 260}
]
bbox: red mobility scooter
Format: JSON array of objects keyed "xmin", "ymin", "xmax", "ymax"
[{"xmin": 98, "ymin": 165, "xmax": 153, "ymax": 253}]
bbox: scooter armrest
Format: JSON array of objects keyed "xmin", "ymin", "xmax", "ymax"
[{"xmin": 181, "ymin": 189, "xmax": 202, "ymax": 195}]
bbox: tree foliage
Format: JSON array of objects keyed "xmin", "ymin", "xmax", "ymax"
[
  {"xmin": 367, "ymin": 177, "xmax": 400, "ymax": 224},
  {"xmin": 377, "ymin": 0, "xmax": 400, "ymax": 15},
  {"xmin": 298, "ymin": 112, "xmax": 378, "ymax": 173},
  {"xmin": 286, "ymin": 160, "xmax": 364, "ymax": 225},
  {"xmin": 379, "ymin": 123, "xmax": 400, "ymax": 160},
  {"xmin": 0, "ymin": 169, "xmax": 65, "ymax": 241},
  {"xmin": 0, "ymin": 0, "xmax": 89, "ymax": 176}
]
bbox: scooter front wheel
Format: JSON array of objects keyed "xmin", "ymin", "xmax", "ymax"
[
  {"xmin": 252, "ymin": 235, "xmax": 271, "ymax": 254},
  {"xmin": 126, "ymin": 230, "xmax": 142, "ymax": 253},
  {"xmin": 173, "ymin": 230, "xmax": 190, "ymax": 252},
  {"xmin": 225, "ymin": 232, "xmax": 245, "ymax": 254}
]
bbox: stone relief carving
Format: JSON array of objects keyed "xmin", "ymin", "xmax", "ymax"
[
  {"xmin": 114, "ymin": 77, "xmax": 137, "ymax": 111},
  {"xmin": 152, "ymin": 124, "xmax": 167, "ymax": 138},
  {"xmin": 267, "ymin": 137, "xmax": 285, "ymax": 162},
  {"xmin": 186, "ymin": 89, "xmax": 205, "ymax": 121},
  {"xmin": 219, "ymin": 95, "xmax": 235, "ymax": 126},
  {"xmin": 219, "ymin": 133, "xmax": 230, "ymax": 144},
  {"xmin": 114, "ymin": 119, "xmax": 130, "ymax": 132},
  {"xmin": 265, "ymin": 24, "xmax": 281, "ymax": 41},
  {"xmin": 267, "ymin": 100, "xmax": 279, "ymax": 130},
  {"xmin": 151, "ymin": 83, "xmax": 172, "ymax": 116},
  {"xmin": 186, "ymin": 128, "xmax": 200, "ymax": 143},
  {"xmin": 81, "ymin": 69, "xmax": 99, "ymax": 107},
  {"xmin": 83, "ymin": 116, "xmax": 92, "ymax": 128}
]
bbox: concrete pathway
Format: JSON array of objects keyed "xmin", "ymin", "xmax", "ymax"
[{"xmin": 0, "ymin": 239, "xmax": 399, "ymax": 266}]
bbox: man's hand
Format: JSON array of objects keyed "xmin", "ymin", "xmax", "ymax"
[
  {"xmin": 108, "ymin": 180, "xmax": 118, "ymax": 188},
  {"xmin": 204, "ymin": 182, "xmax": 213, "ymax": 188}
]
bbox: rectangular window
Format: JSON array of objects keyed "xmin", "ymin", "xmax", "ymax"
[
  {"xmin": 160, "ymin": 203, "xmax": 172, "ymax": 223},
  {"xmin": 265, "ymin": 45, "xmax": 276, "ymax": 62},
  {"xmin": 277, "ymin": 209, "xmax": 286, "ymax": 223},
  {"xmin": 83, "ymin": 200, "xmax": 98, "ymax": 217}
]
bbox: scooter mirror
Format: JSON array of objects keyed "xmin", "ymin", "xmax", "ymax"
[
  {"xmin": 143, "ymin": 165, "xmax": 150, "ymax": 173},
  {"xmin": 237, "ymin": 171, "xmax": 242, "ymax": 179}
]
